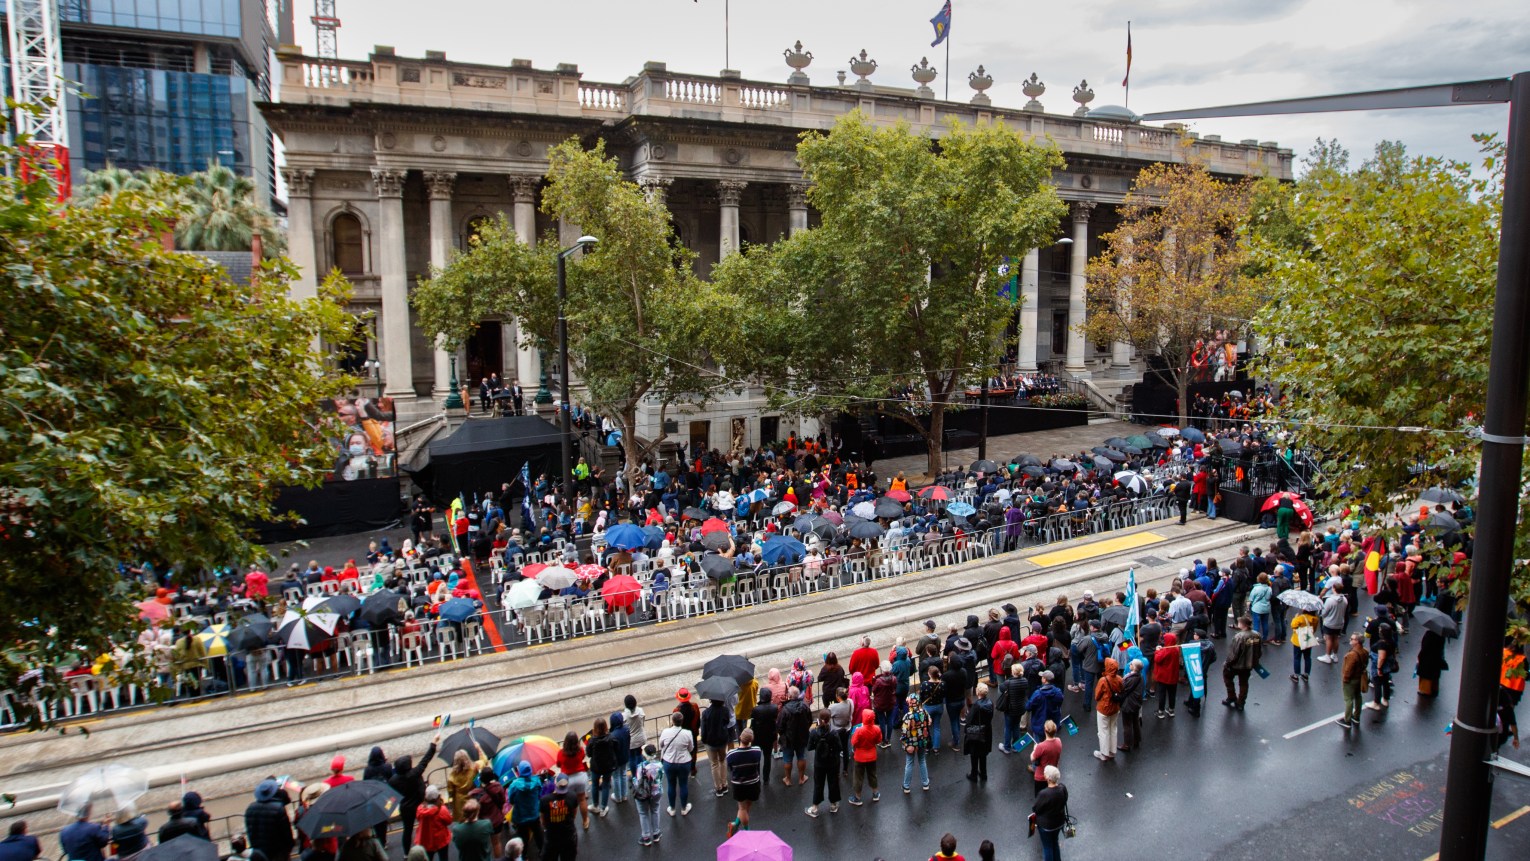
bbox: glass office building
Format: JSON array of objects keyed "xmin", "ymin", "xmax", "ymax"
[{"xmin": 4, "ymin": 1, "xmax": 289, "ymax": 202}]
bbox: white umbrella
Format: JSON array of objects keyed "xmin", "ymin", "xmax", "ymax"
[
  {"xmin": 1112, "ymin": 471, "xmax": 1149, "ymax": 494},
  {"xmin": 1156, "ymin": 427, "xmax": 1180, "ymax": 438},
  {"xmin": 506, "ymin": 578, "xmax": 543, "ymax": 610},
  {"xmin": 850, "ymin": 501, "xmax": 875, "ymax": 518},
  {"xmin": 1278, "ymin": 589, "xmax": 1324, "ymax": 614},
  {"xmin": 58, "ymin": 765, "xmax": 149, "ymax": 815},
  {"xmin": 771, "ymin": 500, "xmax": 797, "ymax": 516},
  {"xmin": 535, "ymin": 565, "xmax": 579, "ymax": 590}
]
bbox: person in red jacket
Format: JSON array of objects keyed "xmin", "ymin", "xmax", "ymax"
[
  {"xmin": 847, "ymin": 708, "xmax": 882, "ymax": 805},
  {"xmin": 1152, "ymin": 633, "xmax": 1183, "ymax": 719},
  {"xmin": 1020, "ymin": 622, "xmax": 1049, "ymax": 656},
  {"xmin": 848, "ymin": 636, "xmax": 880, "ymax": 680},
  {"xmin": 414, "ymin": 785, "xmax": 453, "ymax": 861},
  {"xmin": 990, "ymin": 626, "xmax": 1021, "ymax": 684}
]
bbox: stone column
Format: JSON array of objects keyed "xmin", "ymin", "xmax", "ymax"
[
  {"xmin": 281, "ymin": 169, "xmax": 317, "ymax": 300},
  {"xmin": 372, "ymin": 167, "xmax": 416, "ymax": 401},
  {"xmin": 787, "ymin": 183, "xmax": 810, "ymax": 236},
  {"xmin": 1065, "ymin": 201, "xmax": 1094, "ymax": 376},
  {"xmin": 1111, "ymin": 234, "xmax": 1133, "ymax": 372},
  {"xmin": 717, "ymin": 179, "xmax": 747, "ymax": 259},
  {"xmin": 508, "ymin": 174, "xmax": 541, "ymax": 389},
  {"xmin": 424, "ymin": 171, "xmax": 458, "ymax": 403},
  {"xmin": 1018, "ymin": 247, "xmax": 1040, "ymax": 372},
  {"xmin": 640, "ymin": 176, "xmax": 673, "ymax": 207}
]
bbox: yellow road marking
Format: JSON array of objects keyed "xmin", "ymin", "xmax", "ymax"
[
  {"xmin": 1494, "ymin": 805, "xmax": 1530, "ymax": 829},
  {"xmin": 1029, "ymin": 531, "xmax": 1165, "ymax": 567}
]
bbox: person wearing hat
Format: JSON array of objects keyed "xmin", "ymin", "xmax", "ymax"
[
  {"xmin": 323, "ymin": 755, "xmax": 354, "ymax": 789},
  {"xmin": 505, "ymin": 763, "xmax": 543, "ymax": 859},
  {"xmin": 672, "ymin": 687, "xmax": 701, "ymax": 779},
  {"xmin": 540, "ymin": 775, "xmax": 577, "ymax": 861}
]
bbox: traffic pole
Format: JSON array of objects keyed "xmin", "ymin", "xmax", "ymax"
[{"xmin": 1438, "ymin": 70, "xmax": 1530, "ymax": 861}]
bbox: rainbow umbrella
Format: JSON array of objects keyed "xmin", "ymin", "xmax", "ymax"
[{"xmin": 492, "ymin": 735, "xmax": 561, "ymax": 778}]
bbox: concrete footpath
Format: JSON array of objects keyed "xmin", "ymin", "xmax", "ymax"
[{"xmin": 1, "ymin": 512, "xmax": 1270, "ymax": 841}]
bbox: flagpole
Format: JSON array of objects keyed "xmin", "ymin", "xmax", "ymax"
[
  {"xmin": 1125, "ymin": 20, "xmax": 1131, "ymax": 110},
  {"xmin": 944, "ymin": 36, "xmax": 949, "ymax": 100},
  {"xmin": 726, "ymin": 0, "xmax": 730, "ymax": 70}
]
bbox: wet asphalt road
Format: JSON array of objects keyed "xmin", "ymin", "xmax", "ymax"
[{"xmin": 491, "ymin": 621, "xmax": 1529, "ymax": 861}]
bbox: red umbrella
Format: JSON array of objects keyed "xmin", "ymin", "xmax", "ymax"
[
  {"xmin": 575, "ymin": 563, "xmax": 606, "ymax": 580},
  {"xmin": 601, "ymin": 574, "xmax": 642, "ymax": 612},
  {"xmin": 136, "ymin": 600, "xmax": 170, "ymax": 623},
  {"xmin": 1261, "ymin": 492, "xmax": 1314, "ymax": 528},
  {"xmin": 520, "ymin": 562, "xmax": 547, "ymax": 579},
  {"xmin": 885, "ymin": 489, "xmax": 912, "ymax": 503},
  {"xmin": 700, "ymin": 517, "xmax": 730, "ymax": 535},
  {"xmin": 917, "ymin": 486, "xmax": 951, "ymax": 501}
]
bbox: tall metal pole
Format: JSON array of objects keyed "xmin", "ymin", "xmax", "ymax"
[
  {"xmin": 978, "ymin": 377, "xmax": 989, "ymax": 462},
  {"xmin": 556, "ymin": 253, "xmax": 575, "ymax": 511},
  {"xmin": 1438, "ymin": 70, "xmax": 1530, "ymax": 861}
]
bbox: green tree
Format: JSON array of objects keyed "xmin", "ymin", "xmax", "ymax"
[
  {"xmin": 76, "ymin": 162, "xmax": 285, "ymax": 255},
  {"xmin": 1, "ymin": 150, "xmax": 358, "ymax": 720},
  {"xmin": 1082, "ymin": 161, "xmax": 1257, "ymax": 426},
  {"xmin": 414, "ymin": 139, "xmax": 738, "ymax": 483},
  {"xmin": 713, "ymin": 113, "xmax": 1066, "ymax": 476},
  {"xmin": 1250, "ymin": 136, "xmax": 1526, "ymax": 637}
]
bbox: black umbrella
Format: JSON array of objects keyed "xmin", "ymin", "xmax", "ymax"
[
  {"xmin": 296, "ymin": 779, "xmax": 404, "ymax": 839},
  {"xmin": 1412, "ymin": 606, "xmax": 1458, "ymax": 635},
  {"xmin": 1217, "ymin": 437, "xmax": 1241, "ymax": 453},
  {"xmin": 971, "ymin": 459, "xmax": 1000, "ymax": 474},
  {"xmin": 695, "ymin": 674, "xmax": 740, "ymax": 702},
  {"xmin": 1104, "ymin": 437, "xmax": 1133, "ymax": 449},
  {"xmin": 700, "ymin": 553, "xmax": 735, "ymax": 581},
  {"xmin": 1100, "ymin": 605, "xmax": 1130, "ymax": 627},
  {"xmin": 1100, "ymin": 447, "xmax": 1128, "ymax": 461},
  {"xmin": 873, "ymin": 499, "xmax": 905, "ymax": 519},
  {"xmin": 438, "ymin": 725, "xmax": 501, "ymax": 766},
  {"xmin": 703, "ymin": 653, "xmax": 756, "ymax": 685},
  {"xmin": 1149, "ymin": 437, "xmax": 1171, "ymax": 449},
  {"xmin": 358, "ymin": 590, "xmax": 407, "ymax": 627},
  {"xmin": 683, "ymin": 506, "xmax": 710, "ymax": 521},
  {"xmin": 1011, "ymin": 454, "xmax": 1043, "ymax": 467},
  {"xmin": 848, "ymin": 520, "xmax": 886, "ymax": 540},
  {"xmin": 1050, "ymin": 458, "xmax": 1077, "ymax": 472},
  {"xmin": 228, "ymin": 613, "xmax": 273, "ymax": 652},
  {"xmin": 700, "ymin": 530, "xmax": 734, "ymax": 551},
  {"xmin": 1121, "ymin": 444, "xmax": 1145, "ymax": 455},
  {"xmin": 141, "ymin": 836, "xmax": 218, "ymax": 861},
  {"xmin": 1022, "ymin": 466, "xmax": 1046, "ymax": 478},
  {"xmin": 310, "ymin": 593, "xmax": 362, "ymax": 619},
  {"xmin": 1419, "ymin": 488, "xmax": 1465, "ymax": 504}
]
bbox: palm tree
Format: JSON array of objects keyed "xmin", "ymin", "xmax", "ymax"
[{"xmin": 177, "ymin": 162, "xmax": 285, "ymax": 255}]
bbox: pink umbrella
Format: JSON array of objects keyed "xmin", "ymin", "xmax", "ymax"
[
  {"xmin": 575, "ymin": 563, "xmax": 606, "ymax": 580},
  {"xmin": 717, "ymin": 830, "xmax": 792, "ymax": 861},
  {"xmin": 884, "ymin": 489, "xmax": 912, "ymax": 503},
  {"xmin": 819, "ymin": 510, "xmax": 843, "ymax": 525},
  {"xmin": 136, "ymin": 600, "xmax": 170, "ymax": 623}
]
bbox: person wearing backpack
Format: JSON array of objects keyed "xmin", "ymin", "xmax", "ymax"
[
  {"xmin": 804, "ymin": 710, "xmax": 842, "ymax": 817},
  {"xmin": 1076, "ymin": 620, "xmax": 1109, "ymax": 710},
  {"xmin": 631, "ymin": 745, "xmax": 664, "ymax": 846},
  {"xmin": 996, "ymin": 663, "xmax": 1030, "ymax": 754},
  {"xmin": 466, "ymin": 771, "xmax": 507, "ymax": 859}
]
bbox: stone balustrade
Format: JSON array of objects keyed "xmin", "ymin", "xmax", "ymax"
[{"xmin": 274, "ymin": 47, "xmax": 1291, "ymax": 178}]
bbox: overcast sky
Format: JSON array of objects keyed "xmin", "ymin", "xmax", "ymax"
[{"xmin": 289, "ymin": 0, "xmax": 1528, "ymax": 173}]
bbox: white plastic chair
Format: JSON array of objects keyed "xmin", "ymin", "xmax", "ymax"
[
  {"xmin": 401, "ymin": 632, "xmax": 427, "ymax": 667},
  {"xmin": 436, "ymin": 628, "xmax": 461, "ymax": 661}
]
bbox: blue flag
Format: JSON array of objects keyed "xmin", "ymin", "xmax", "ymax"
[
  {"xmin": 995, "ymin": 257, "xmax": 1017, "ymax": 303},
  {"xmin": 930, "ymin": 1, "xmax": 951, "ymax": 47},
  {"xmin": 1124, "ymin": 567, "xmax": 1140, "ymax": 642},
  {"xmin": 1180, "ymin": 642, "xmax": 1206, "ymax": 699}
]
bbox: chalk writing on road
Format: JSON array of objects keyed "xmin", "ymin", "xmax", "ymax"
[{"xmin": 1346, "ymin": 769, "xmax": 1444, "ymax": 835}]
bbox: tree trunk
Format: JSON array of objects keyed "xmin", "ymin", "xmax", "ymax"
[
  {"xmin": 925, "ymin": 403, "xmax": 946, "ymax": 478},
  {"xmin": 1175, "ymin": 372, "xmax": 1190, "ymax": 427},
  {"xmin": 618, "ymin": 403, "xmax": 645, "ymax": 487}
]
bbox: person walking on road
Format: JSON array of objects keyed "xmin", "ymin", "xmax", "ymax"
[
  {"xmin": 1222, "ymin": 616, "xmax": 1262, "ymax": 711},
  {"xmin": 847, "ymin": 708, "xmax": 882, "ymax": 805},
  {"xmin": 724, "ymin": 729, "xmax": 764, "ymax": 837},
  {"xmin": 964, "ymin": 683, "xmax": 995, "ymax": 782},
  {"xmin": 900, "ymin": 694, "xmax": 932, "ymax": 792},
  {"xmin": 1093, "ymin": 658, "xmax": 1122, "ymax": 761},
  {"xmin": 1032, "ymin": 766, "xmax": 1069, "ymax": 861},
  {"xmin": 1337, "ymin": 633, "xmax": 1369, "ymax": 730},
  {"xmin": 657, "ymin": 713, "xmax": 694, "ymax": 816},
  {"xmin": 805, "ymin": 710, "xmax": 843, "ymax": 817},
  {"xmin": 1416, "ymin": 629, "xmax": 1449, "ymax": 698},
  {"xmin": 1290, "ymin": 606, "xmax": 1320, "ymax": 682}
]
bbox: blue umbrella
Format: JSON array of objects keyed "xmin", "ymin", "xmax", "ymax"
[
  {"xmin": 760, "ymin": 535, "xmax": 808, "ymax": 566},
  {"xmin": 604, "ymin": 523, "xmax": 648, "ymax": 551},
  {"xmin": 947, "ymin": 501, "xmax": 977, "ymax": 517},
  {"xmin": 1180, "ymin": 427, "xmax": 1207, "ymax": 443},
  {"xmin": 744, "ymin": 487, "xmax": 771, "ymax": 504},
  {"xmin": 641, "ymin": 524, "xmax": 666, "ymax": 551},
  {"xmin": 437, "ymin": 598, "xmax": 478, "ymax": 624}
]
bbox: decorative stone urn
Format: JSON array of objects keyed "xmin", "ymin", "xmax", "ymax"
[
  {"xmin": 1022, "ymin": 73, "xmax": 1046, "ymax": 112},
  {"xmin": 910, "ymin": 57, "xmax": 938, "ymax": 99},
  {"xmin": 968, "ymin": 65, "xmax": 994, "ymax": 106},
  {"xmin": 1072, "ymin": 79, "xmax": 1095, "ymax": 117},
  {"xmin": 784, "ymin": 41, "xmax": 813, "ymax": 85},
  {"xmin": 848, "ymin": 49, "xmax": 878, "ymax": 90}
]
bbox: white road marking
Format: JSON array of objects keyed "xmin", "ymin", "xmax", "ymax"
[{"xmin": 1283, "ymin": 712, "xmax": 1347, "ymax": 739}]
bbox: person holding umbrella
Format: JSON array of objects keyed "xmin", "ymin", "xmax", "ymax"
[
  {"xmin": 1414, "ymin": 615, "xmax": 1451, "ymax": 697},
  {"xmin": 1289, "ymin": 603, "xmax": 1321, "ymax": 683}
]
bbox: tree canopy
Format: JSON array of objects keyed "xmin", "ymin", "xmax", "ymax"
[
  {"xmin": 1082, "ymin": 161, "xmax": 1256, "ymax": 425},
  {"xmin": 414, "ymin": 138, "xmax": 741, "ymax": 482},
  {"xmin": 76, "ymin": 162, "xmax": 285, "ymax": 255},
  {"xmin": 713, "ymin": 112, "xmax": 1066, "ymax": 476},
  {"xmin": 1, "ymin": 150, "xmax": 357, "ymax": 717}
]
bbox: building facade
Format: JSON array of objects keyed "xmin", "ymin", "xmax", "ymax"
[
  {"xmin": 264, "ymin": 45, "xmax": 1292, "ymax": 452},
  {"xmin": 0, "ymin": 0, "xmax": 289, "ymax": 201}
]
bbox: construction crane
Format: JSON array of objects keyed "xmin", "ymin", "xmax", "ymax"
[
  {"xmin": 313, "ymin": 0, "xmax": 339, "ymax": 59},
  {"xmin": 5, "ymin": 0, "xmax": 70, "ymax": 197}
]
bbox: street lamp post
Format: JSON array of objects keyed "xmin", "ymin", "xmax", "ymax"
[
  {"xmin": 362, "ymin": 358, "xmax": 383, "ymax": 399},
  {"xmin": 444, "ymin": 355, "xmax": 463, "ymax": 410},
  {"xmin": 556, "ymin": 235, "xmax": 598, "ymax": 509}
]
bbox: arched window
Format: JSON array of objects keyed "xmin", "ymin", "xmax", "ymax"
[
  {"xmin": 465, "ymin": 215, "xmax": 494, "ymax": 248},
  {"xmin": 332, "ymin": 212, "xmax": 364, "ymax": 275}
]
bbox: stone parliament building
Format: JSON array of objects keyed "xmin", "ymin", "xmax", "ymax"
[{"xmin": 263, "ymin": 43, "xmax": 1292, "ymax": 454}]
